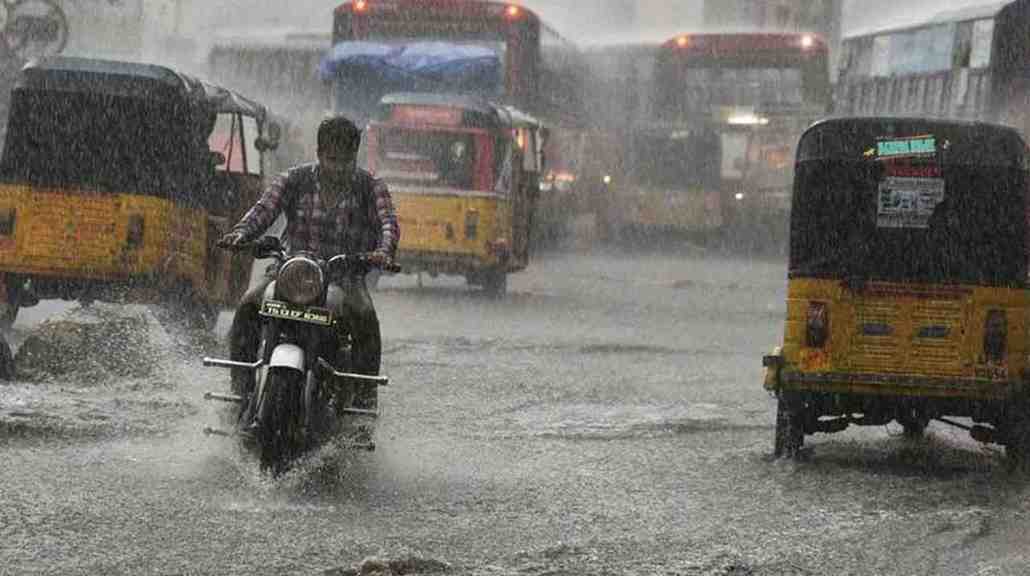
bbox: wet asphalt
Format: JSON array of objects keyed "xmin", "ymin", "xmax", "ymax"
[{"xmin": 1, "ymin": 240, "xmax": 1028, "ymax": 575}]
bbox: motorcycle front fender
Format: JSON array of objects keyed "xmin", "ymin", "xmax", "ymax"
[{"xmin": 269, "ymin": 343, "xmax": 305, "ymax": 372}]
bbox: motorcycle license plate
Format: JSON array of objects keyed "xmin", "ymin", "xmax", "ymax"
[{"xmin": 259, "ymin": 300, "xmax": 333, "ymax": 326}]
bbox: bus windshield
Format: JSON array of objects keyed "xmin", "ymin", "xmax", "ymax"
[
  {"xmin": 653, "ymin": 34, "xmax": 830, "ymax": 122},
  {"xmin": 686, "ymin": 67, "xmax": 803, "ymax": 108},
  {"xmin": 656, "ymin": 64, "xmax": 808, "ymax": 120}
]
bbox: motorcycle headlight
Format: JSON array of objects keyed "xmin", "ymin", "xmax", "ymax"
[{"xmin": 277, "ymin": 257, "xmax": 324, "ymax": 305}]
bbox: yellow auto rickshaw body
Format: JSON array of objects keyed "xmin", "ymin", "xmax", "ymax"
[
  {"xmin": 0, "ymin": 56, "xmax": 280, "ymax": 328},
  {"xmin": 763, "ymin": 117, "xmax": 1030, "ymax": 463},
  {"xmin": 364, "ymin": 93, "xmax": 543, "ymax": 295}
]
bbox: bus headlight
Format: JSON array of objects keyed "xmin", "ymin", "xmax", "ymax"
[{"xmin": 277, "ymin": 257, "xmax": 324, "ymax": 305}]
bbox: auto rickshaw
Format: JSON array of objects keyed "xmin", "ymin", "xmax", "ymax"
[
  {"xmin": 364, "ymin": 93, "xmax": 544, "ymax": 296},
  {"xmin": 0, "ymin": 56, "xmax": 280, "ymax": 329},
  {"xmin": 763, "ymin": 117, "xmax": 1030, "ymax": 469}
]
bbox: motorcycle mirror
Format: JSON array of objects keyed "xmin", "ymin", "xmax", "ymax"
[{"xmin": 327, "ymin": 254, "xmax": 349, "ymax": 277}]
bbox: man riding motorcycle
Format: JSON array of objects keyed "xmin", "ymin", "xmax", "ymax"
[{"xmin": 218, "ymin": 115, "xmax": 400, "ymax": 410}]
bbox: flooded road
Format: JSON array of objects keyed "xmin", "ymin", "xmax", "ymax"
[{"xmin": 2, "ymin": 245, "xmax": 1028, "ymax": 575}]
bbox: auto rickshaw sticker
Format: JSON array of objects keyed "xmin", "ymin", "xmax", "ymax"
[
  {"xmin": 876, "ymin": 135, "xmax": 937, "ymax": 158},
  {"xmin": 876, "ymin": 175, "xmax": 945, "ymax": 229}
]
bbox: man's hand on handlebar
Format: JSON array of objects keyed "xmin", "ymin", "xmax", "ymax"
[
  {"xmin": 365, "ymin": 250, "xmax": 390, "ymax": 267},
  {"xmin": 217, "ymin": 231, "xmax": 246, "ymax": 249},
  {"xmin": 366, "ymin": 251, "xmax": 401, "ymax": 273}
]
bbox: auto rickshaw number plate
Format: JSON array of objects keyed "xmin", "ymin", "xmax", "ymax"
[{"xmin": 260, "ymin": 300, "xmax": 333, "ymax": 326}]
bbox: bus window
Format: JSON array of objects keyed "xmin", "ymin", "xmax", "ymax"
[
  {"xmin": 953, "ymin": 21, "xmax": 973, "ymax": 68},
  {"xmin": 970, "ymin": 19, "xmax": 994, "ymax": 68}
]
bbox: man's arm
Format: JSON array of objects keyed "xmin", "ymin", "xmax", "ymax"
[
  {"xmin": 372, "ymin": 179, "xmax": 400, "ymax": 258},
  {"xmin": 232, "ymin": 172, "xmax": 289, "ymax": 242}
]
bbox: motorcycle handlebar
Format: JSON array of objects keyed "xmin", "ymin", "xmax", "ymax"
[
  {"xmin": 220, "ymin": 238, "xmax": 400, "ymax": 274},
  {"xmin": 327, "ymin": 253, "xmax": 402, "ymax": 275}
]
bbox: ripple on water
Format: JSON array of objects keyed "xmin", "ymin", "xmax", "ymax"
[{"xmin": 490, "ymin": 402, "xmax": 763, "ymax": 441}]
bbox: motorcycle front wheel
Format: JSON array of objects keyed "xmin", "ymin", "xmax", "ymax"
[{"xmin": 257, "ymin": 367, "xmax": 305, "ymax": 475}]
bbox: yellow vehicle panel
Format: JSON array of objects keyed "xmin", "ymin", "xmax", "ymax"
[
  {"xmin": 614, "ymin": 187, "xmax": 720, "ymax": 230},
  {"xmin": 778, "ymin": 278, "xmax": 1030, "ymax": 399},
  {"xmin": 393, "ymin": 189, "xmax": 510, "ymax": 265},
  {"xmin": 0, "ymin": 184, "xmax": 207, "ymax": 289}
]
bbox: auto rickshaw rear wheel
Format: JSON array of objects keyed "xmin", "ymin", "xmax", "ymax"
[
  {"xmin": 897, "ymin": 410, "xmax": 930, "ymax": 438},
  {"xmin": 774, "ymin": 391, "xmax": 805, "ymax": 458},
  {"xmin": 0, "ymin": 301, "xmax": 18, "ymax": 331},
  {"xmin": 0, "ymin": 277, "xmax": 21, "ymax": 331},
  {"xmin": 0, "ymin": 332, "xmax": 14, "ymax": 379},
  {"xmin": 482, "ymin": 269, "xmax": 507, "ymax": 297},
  {"xmin": 1004, "ymin": 415, "xmax": 1030, "ymax": 474}
]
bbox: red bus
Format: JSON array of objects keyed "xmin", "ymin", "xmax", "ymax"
[
  {"xmin": 326, "ymin": 0, "xmax": 588, "ymax": 242},
  {"xmin": 589, "ymin": 32, "xmax": 831, "ymax": 248}
]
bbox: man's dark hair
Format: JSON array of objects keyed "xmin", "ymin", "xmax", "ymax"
[{"xmin": 317, "ymin": 115, "xmax": 362, "ymax": 154}]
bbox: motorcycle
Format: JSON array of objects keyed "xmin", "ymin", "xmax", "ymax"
[{"xmin": 202, "ymin": 236, "xmax": 399, "ymax": 474}]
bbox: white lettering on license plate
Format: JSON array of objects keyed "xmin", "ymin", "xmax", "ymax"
[{"xmin": 260, "ymin": 301, "xmax": 332, "ymax": 325}]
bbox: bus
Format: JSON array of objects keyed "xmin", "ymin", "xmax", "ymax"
[
  {"xmin": 588, "ymin": 32, "xmax": 831, "ymax": 248},
  {"xmin": 206, "ymin": 29, "xmax": 333, "ymax": 169},
  {"xmin": 323, "ymin": 0, "xmax": 590, "ymax": 245},
  {"xmin": 834, "ymin": 0, "xmax": 1030, "ymax": 137}
]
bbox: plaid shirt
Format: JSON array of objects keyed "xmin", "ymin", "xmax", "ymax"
[{"xmin": 233, "ymin": 163, "xmax": 399, "ymax": 259}]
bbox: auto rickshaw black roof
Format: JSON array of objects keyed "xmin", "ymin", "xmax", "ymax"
[
  {"xmin": 0, "ymin": 56, "xmax": 272, "ymax": 198},
  {"xmin": 16, "ymin": 56, "xmax": 269, "ymax": 123},
  {"xmin": 790, "ymin": 115, "xmax": 1029, "ymax": 288},
  {"xmin": 797, "ymin": 116, "xmax": 1026, "ymax": 167}
]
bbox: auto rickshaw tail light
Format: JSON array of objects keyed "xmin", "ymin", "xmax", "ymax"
[
  {"xmin": 984, "ymin": 309, "xmax": 1007, "ymax": 362},
  {"xmin": 0, "ymin": 208, "xmax": 15, "ymax": 236},
  {"xmin": 806, "ymin": 301, "xmax": 829, "ymax": 348},
  {"xmin": 126, "ymin": 215, "xmax": 145, "ymax": 249}
]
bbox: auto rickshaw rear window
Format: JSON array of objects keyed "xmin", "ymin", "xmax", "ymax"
[
  {"xmin": 789, "ymin": 121, "xmax": 1028, "ymax": 286},
  {"xmin": 0, "ymin": 89, "xmax": 197, "ymax": 196}
]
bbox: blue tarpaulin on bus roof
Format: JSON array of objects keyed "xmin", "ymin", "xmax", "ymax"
[{"xmin": 319, "ymin": 41, "xmax": 503, "ymax": 94}]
